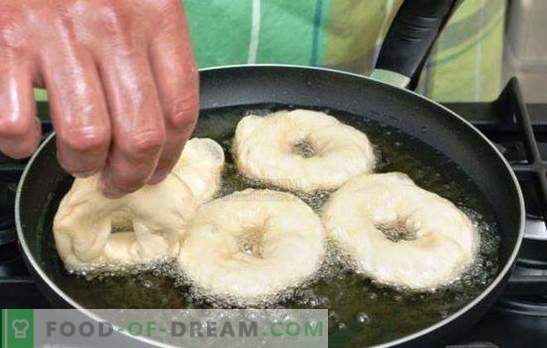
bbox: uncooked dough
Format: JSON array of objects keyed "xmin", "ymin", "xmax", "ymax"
[{"xmin": 53, "ymin": 138, "xmax": 225, "ymax": 271}]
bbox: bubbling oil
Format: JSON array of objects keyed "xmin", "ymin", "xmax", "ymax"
[{"xmin": 56, "ymin": 106, "xmax": 501, "ymax": 347}]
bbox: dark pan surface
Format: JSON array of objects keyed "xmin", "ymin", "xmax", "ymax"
[{"xmin": 17, "ymin": 66, "xmax": 524, "ymax": 347}]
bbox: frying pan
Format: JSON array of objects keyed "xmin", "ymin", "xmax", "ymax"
[{"xmin": 14, "ymin": 1, "xmax": 524, "ymax": 347}]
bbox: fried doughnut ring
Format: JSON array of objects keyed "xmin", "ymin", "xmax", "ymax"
[
  {"xmin": 233, "ymin": 109, "xmax": 376, "ymax": 192},
  {"xmin": 177, "ymin": 189, "xmax": 326, "ymax": 304},
  {"xmin": 322, "ymin": 172, "xmax": 479, "ymax": 289}
]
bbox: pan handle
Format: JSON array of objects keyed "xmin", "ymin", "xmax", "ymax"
[{"xmin": 370, "ymin": 0, "xmax": 459, "ymax": 89}]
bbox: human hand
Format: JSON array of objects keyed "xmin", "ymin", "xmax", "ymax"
[{"xmin": 0, "ymin": 0, "xmax": 198, "ymax": 197}]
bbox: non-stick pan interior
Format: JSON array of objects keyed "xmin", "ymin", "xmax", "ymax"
[{"xmin": 18, "ymin": 66, "xmax": 523, "ymax": 347}]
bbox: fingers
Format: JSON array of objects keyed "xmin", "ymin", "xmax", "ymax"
[
  {"xmin": 148, "ymin": 2, "xmax": 199, "ymax": 184},
  {"xmin": 96, "ymin": 44, "xmax": 165, "ymax": 197},
  {"xmin": 0, "ymin": 57, "xmax": 41, "ymax": 159},
  {"xmin": 40, "ymin": 44, "xmax": 111, "ymax": 177}
]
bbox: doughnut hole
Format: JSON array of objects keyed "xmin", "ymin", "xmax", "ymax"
[
  {"xmin": 377, "ymin": 220, "xmax": 418, "ymax": 242},
  {"xmin": 237, "ymin": 226, "xmax": 265, "ymax": 258},
  {"xmin": 110, "ymin": 210, "xmax": 134, "ymax": 233},
  {"xmin": 369, "ymin": 206, "xmax": 421, "ymax": 242},
  {"xmin": 291, "ymin": 138, "xmax": 316, "ymax": 158}
]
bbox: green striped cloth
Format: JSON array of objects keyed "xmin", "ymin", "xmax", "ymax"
[
  {"xmin": 35, "ymin": 0, "xmax": 504, "ymax": 102},
  {"xmin": 418, "ymin": 0, "xmax": 505, "ymax": 101}
]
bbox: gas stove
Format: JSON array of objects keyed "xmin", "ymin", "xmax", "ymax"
[{"xmin": 0, "ymin": 78, "xmax": 546, "ymax": 347}]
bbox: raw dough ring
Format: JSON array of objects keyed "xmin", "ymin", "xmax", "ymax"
[
  {"xmin": 177, "ymin": 189, "xmax": 326, "ymax": 304},
  {"xmin": 172, "ymin": 137, "xmax": 225, "ymax": 203},
  {"xmin": 322, "ymin": 172, "xmax": 479, "ymax": 290},
  {"xmin": 53, "ymin": 138, "xmax": 225, "ymax": 271},
  {"xmin": 233, "ymin": 109, "xmax": 376, "ymax": 192}
]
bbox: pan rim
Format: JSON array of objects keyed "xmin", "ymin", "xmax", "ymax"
[{"xmin": 16, "ymin": 64, "xmax": 525, "ymax": 347}]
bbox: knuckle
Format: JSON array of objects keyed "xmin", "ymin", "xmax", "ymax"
[
  {"xmin": 122, "ymin": 129, "xmax": 165, "ymax": 157},
  {"xmin": 167, "ymin": 96, "xmax": 199, "ymax": 129},
  {"xmin": 96, "ymin": 2, "xmax": 126, "ymax": 35},
  {"xmin": 0, "ymin": 12, "xmax": 24, "ymax": 50},
  {"xmin": 0, "ymin": 29, "xmax": 13, "ymax": 50},
  {"xmin": 61, "ymin": 127, "xmax": 110, "ymax": 153}
]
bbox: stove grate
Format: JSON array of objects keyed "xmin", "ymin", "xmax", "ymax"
[{"xmin": 444, "ymin": 77, "xmax": 547, "ymax": 297}]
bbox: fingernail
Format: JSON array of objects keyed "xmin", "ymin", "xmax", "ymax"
[
  {"xmin": 102, "ymin": 186, "xmax": 124, "ymax": 199},
  {"xmin": 99, "ymin": 176, "xmax": 124, "ymax": 199},
  {"xmin": 34, "ymin": 117, "xmax": 42, "ymax": 132},
  {"xmin": 72, "ymin": 170, "xmax": 97, "ymax": 178},
  {"xmin": 148, "ymin": 171, "xmax": 168, "ymax": 185}
]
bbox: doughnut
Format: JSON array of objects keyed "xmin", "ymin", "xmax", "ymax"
[
  {"xmin": 177, "ymin": 189, "xmax": 326, "ymax": 304},
  {"xmin": 233, "ymin": 109, "xmax": 376, "ymax": 192},
  {"xmin": 53, "ymin": 138, "xmax": 225, "ymax": 271},
  {"xmin": 322, "ymin": 172, "xmax": 479, "ymax": 290}
]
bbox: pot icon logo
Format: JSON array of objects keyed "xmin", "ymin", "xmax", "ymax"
[{"xmin": 11, "ymin": 319, "xmax": 30, "ymax": 339}]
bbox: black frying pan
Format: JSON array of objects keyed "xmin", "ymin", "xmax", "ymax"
[
  {"xmin": 16, "ymin": 65, "xmax": 524, "ymax": 346},
  {"xmin": 14, "ymin": 1, "xmax": 525, "ymax": 347}
]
